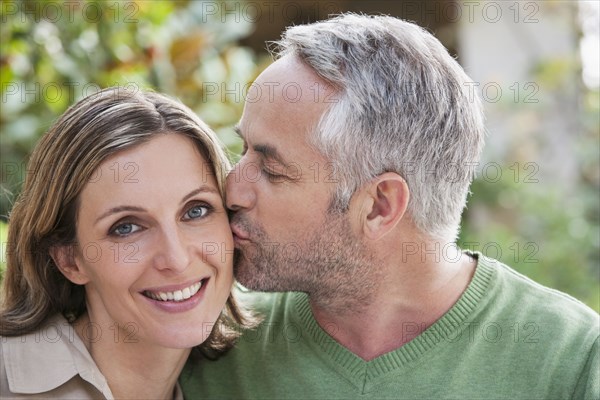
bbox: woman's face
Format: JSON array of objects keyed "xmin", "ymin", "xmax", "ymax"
[{"xmin": 71, "ymin": 133, "xmax": 233, "ymax": 349}]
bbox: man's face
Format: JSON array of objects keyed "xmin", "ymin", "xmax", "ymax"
[{"xmin": 226, "ymin": 56, "xmax": 376, "ymax": 300}]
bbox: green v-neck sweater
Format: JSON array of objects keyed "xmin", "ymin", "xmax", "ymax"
[{"xmin": 181, "ymin": 255, "xmax": 599, "ymax": 399}]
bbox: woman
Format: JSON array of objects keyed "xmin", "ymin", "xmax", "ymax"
[{"xmin": 0, "ymin": 87, "xmax": 252, "ymax": 399}]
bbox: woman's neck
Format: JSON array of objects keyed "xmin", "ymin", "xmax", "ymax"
[{"xmin": 74, "ymin": 314, "xmax": 190, "ymax": 400}]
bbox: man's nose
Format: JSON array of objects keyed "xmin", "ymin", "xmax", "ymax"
[{"xmin": 226, "ymin": 160, "xmax": 257, "ymax": 211}]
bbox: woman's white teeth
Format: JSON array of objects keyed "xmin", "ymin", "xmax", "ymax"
[{"xmin": 145, "ymin": 281, "xmax": 202, "ymax": 302}]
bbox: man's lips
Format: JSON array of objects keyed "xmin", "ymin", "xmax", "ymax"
[{"xmin": 230, "ymin": 224, "xmax": 250, "ymax": 241}]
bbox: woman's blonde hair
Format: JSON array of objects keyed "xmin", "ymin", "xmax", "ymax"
[{"xmin": 0, "ymin": 87, "xmax": 252, "ymax": 358}]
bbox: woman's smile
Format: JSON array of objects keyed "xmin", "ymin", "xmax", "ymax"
[{"xmin": 140, "ymin": 278, "xmax": 210, "ymax": 313}]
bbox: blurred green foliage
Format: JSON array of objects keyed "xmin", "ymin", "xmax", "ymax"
[
  {"xmin": 1, "ymin": 0, "xmax": 258, "ymax": 217},
  {"xmin": 458, "ymin": 88, "xmax": 600, "ymax": 312},
  {"xmin": 1, "ymin": 0, "xmax": 598, "ymax": 312}
]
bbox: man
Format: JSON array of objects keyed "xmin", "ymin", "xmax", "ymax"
[{"xmin": 181, "ymin": 14, "xmax": 598, "ymax": 399}]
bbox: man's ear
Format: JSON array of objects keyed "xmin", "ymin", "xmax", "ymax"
[
  {"xmin": 360, "ymin": 172, "xmax": 409, "ymax": 241},
  {"xmin": 50, "ymin": 245, "xmax": 89, "ymax": 285}
]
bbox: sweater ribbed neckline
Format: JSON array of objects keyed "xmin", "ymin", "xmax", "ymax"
[{"xmin": 293, "ymin": 253, "xmax": 496, "ymax": 385}]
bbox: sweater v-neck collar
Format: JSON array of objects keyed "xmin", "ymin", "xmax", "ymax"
[{"xmin": 293, "ymin": 253, "xmax": 496, "ymax": 392}]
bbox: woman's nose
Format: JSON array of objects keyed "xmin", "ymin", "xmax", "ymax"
[{"xmin": 152, "ymin": 227, "xmax": 191, "ymax": 273}]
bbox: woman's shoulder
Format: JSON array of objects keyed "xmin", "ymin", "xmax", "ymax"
[{"xmin": 0, "ymin": 314, "xmax": 110, "ymax": 399}]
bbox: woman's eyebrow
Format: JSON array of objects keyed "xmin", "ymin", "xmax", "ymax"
[
  {"xmin": 95, "ymin": 206, "xmax": 146, "ymax": 224},
  {"xmin": 180, "ymin": 186, "xmax": 220, "ymax": 204},
  {"xmin": 94, "ymin": 186, "xmax": 219, "ymax": 225}
]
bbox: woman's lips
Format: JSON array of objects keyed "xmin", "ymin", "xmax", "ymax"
[
  {"xmin": 141, "ymin": 277, "xmax": 207, "ymax": 295},
  {"xmin": 140, "ymin": 278, "xmax": 209, "ymax": 313},
  {"xmin": 142, "ymin": 279, "xmax": 204, "ymax": 302}
]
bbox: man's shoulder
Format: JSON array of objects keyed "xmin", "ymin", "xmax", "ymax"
[
  {"xmin": 234, "ymin": 285, "xmax": 300, "ymax": 316},
  {"xmin": 482, "ymin": 255, "xmax": 598, "ymax": 337}
]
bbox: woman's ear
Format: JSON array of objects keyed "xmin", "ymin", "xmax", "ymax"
[
  {"xmin": 361, "ymin": 172, "xmax": 410, "ymax": 240},
  {"xmin": 50, "ymin": 245, "xmax": 89, "ymax": 285}
]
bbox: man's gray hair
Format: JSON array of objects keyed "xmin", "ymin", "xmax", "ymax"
[{"xmin": 273, "ymin": 13, "xmax": 485, "ymax": 242}]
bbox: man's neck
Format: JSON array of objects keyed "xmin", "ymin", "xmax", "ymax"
[{"xmin": 309, "ymin": 251, "xmax": 478, "ymax": 361}]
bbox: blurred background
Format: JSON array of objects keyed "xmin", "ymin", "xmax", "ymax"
[{"xmin": 1, "ymin": 0, "xmax": 598, "ymax": 311}]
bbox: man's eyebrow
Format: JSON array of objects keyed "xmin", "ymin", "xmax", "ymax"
[
  {"xmin": 234, "ymin": 125, "xmax": 290, "ymax": 167},
  {"xmin": 253, "ymin": 144, "xmax": 290, "ymax": 168},
  {"xmin": 233, "ymin": 125, "xmax": 243, "ymax": 139}
]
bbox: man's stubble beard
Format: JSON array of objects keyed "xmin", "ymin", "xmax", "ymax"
[{"xmin": 232, "ymin": 210, "xmax": 381, "ymax": 314}]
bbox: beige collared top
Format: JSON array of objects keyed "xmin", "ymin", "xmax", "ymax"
[{"xmin": 0, "ymin": 314, "xmax": 184, "ymax": 400}]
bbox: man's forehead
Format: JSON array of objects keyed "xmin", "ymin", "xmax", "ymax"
[
  {"xmin": 236, "ymin": 56, "xmax": 336, "ymax": 165},
  {"xmin": 234, "ymin": 121, "xmax": 305, "ymax": 154},
  {"xmin": 246, "ymin": 55, "xmax": 338, "ymax": 106},
  {"xmin": 235, "ymin": 117, "xmax": 324, "ymax": 168},
  {"xmin": 256, "ymin": 55, "xmax": 316, "ymax": 85}
]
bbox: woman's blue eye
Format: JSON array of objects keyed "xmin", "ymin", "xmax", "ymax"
[
  {"xmin": 111, "ymin": 223, "xmax": 140, "ymax": 237},
  {"xmin": 185, "ymin": 205, "xmax": 208, "ymax": 220}
]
